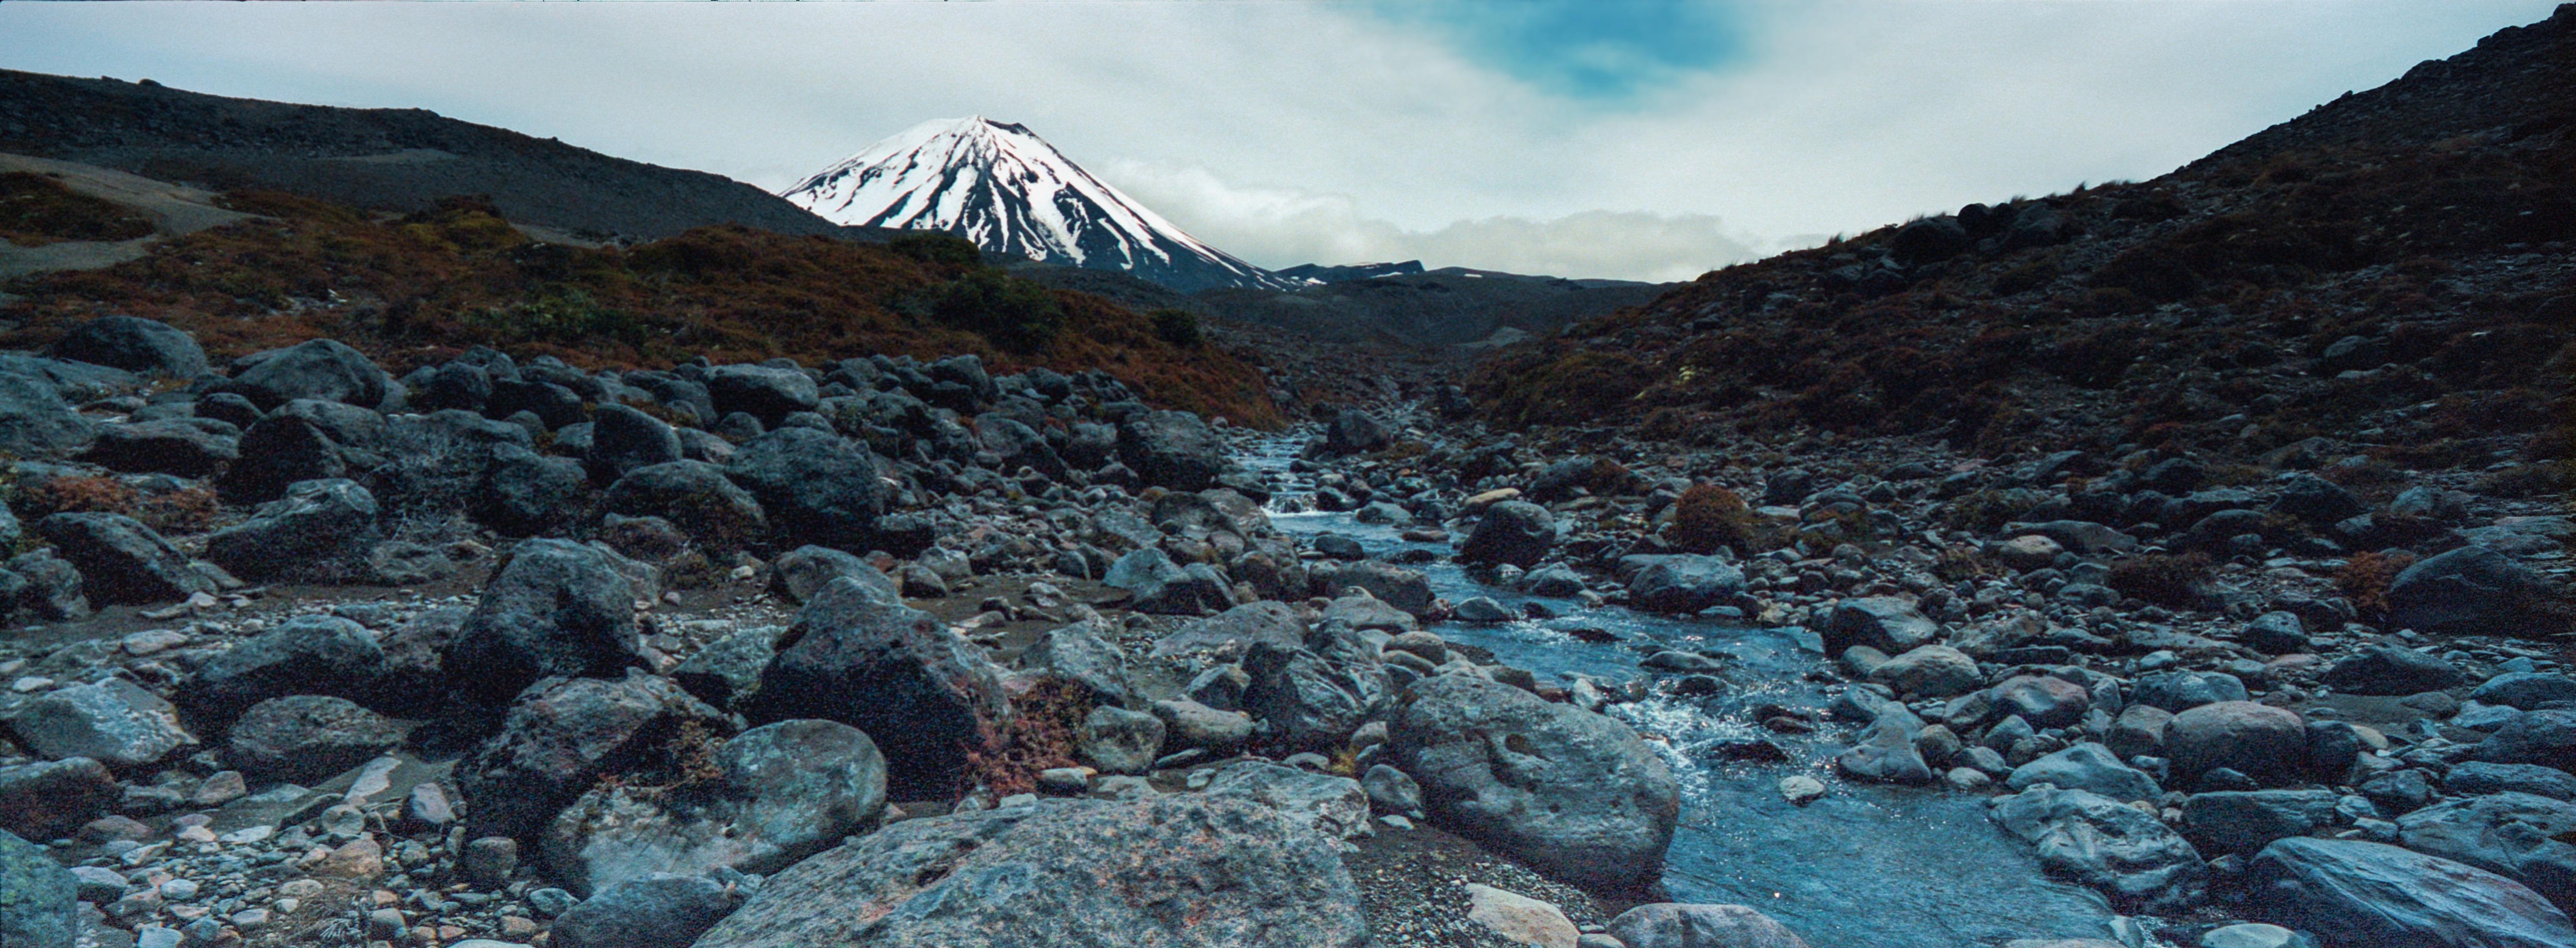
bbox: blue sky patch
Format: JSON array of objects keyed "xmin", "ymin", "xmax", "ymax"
[{"xmin": 1375, "ymin": 0, "xmax": 1750, "ymax": 99}]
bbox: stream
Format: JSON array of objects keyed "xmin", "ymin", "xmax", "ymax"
[{"xmin": 1237, "ymin": 436, "xmax": 2152, "ymax": 948}]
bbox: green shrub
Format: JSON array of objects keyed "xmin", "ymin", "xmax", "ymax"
[
  {"xmin": 889, "ymin": 231, "xmax": 985, "ymax": 268},
  {"xmin": 1149, "ymin": 308, "xmax": 1203, "ymax": 348},
  {"xmin": 929, "ymin": 267, "xmax": 1063, "ymax": 353},
  {"xmin": 462, "ymin": 287, "xmax": 649, "ymax": 346}
]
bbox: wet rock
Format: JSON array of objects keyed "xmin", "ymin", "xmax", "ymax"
[
  {"xmin": 1241, "ymin": 622, "xmax": 1390, "ymax": 751},
  {"xmin": 1323, "ymin": 409, "xmax": 1392, "ymax": 456},
  {"xmin": 2182, "ymin": 789, "xmax": 2340, "ymax": 856},
  {"xmin": 1460, "ymin": 501, "xmax": 1556, "ymax": 568},
  {"xmin": 0, "ymin": 758, "xmax": 117, "ymax": 839},
  {"xmin": 542, "ymin": 719, "xmax": 886, "ymax": 897},
  {"xmin": 1609, "ymin": 903, "xmax": 1813, "ymax": 948},
  {"xmin": 1822, "ymin": 597, "xmax": 1939, "ymax": 655},
  {"xmin": 725, "ymin": 428, "xmax": 887, "ymax": 552},
  {"xmin": 2008, "ymin": 743, "xmax": 2161, "ymax": 802},
  {"xmin": 0, "ymin": 828, "xmax": 76, "ymax": 948},
  {"xmin": 687, "ymin": 795, "xmax": 1367, "ymax": 948},
  {"xmin": 2320, "ymin": 644, "xmax": 2466, "ymax": 696},
  {"xmin": 1392, "ymin": 673, "xmax": 1679, "ymax": 893},
  {"xmin": 35, "ymin": 512, "xmax": 213, "ymax": 604},
  {"xmin": 446, "ymin": 539, "xmax": 653, "ymax": 707},
  {"xmin": 2394, "ymin": 792, "xmax": 2576, "ymax": 910},
  {"xmin": 1839, "ymin": 714, "xmax": 1935, "ymax": 785},
  {"xmin": 50, "ymin": 315, "xmax": 206, "ymax": 379},
  {"xmin": 203, "ymin": 478, "xmax": 382, "ymax": 583},
  {"xmin": 457, "ymin": 672, "xmax": 731, "ymax": 841},
  {"xmin": 1990, "ymin": 675, "xmax": 2094, "ymax": 730},
  {"xmin": 2247, "ymin": 837, "xmax": 2574, "ymax": 948},
  {"xmin": 1990, "ymin": 785, "xmax": 2207, "ymax": 912},
  {"xmin": 548, "ymin": 872, "xmax": 745, "ymax": 948},
  {"xmin": 181, "ymin": 614, "xmax": 385, "ymax": 725},
  {"xmin": 601, "ymin": 461, "xmax": 768, "ymax": 552},
  {"xmin": 1117, "ymin": 410, "xmax": 1228, "ymax": 491},
  {"xmin": 1313, "ymin": 559, "xmax": 1435, "ymax": 616},
  {"xmin": 2388, "ymin": 545, "xmax": 2553, "ymax": 636},
  {"xmin": 6, "ymin": 678, "xmax": 194, "ymax": 768},
  {"xmin": 2473, "ymin": 673, "xmax": 2576, "ymax": 711},
  {"xmin": 742, "ymin": 576, "xmax": 1008, "ymax": 799},
  {"xmin": 1626, "ymin": 555, "xmax": 1748, "ymax": 615},
  {"xmin": 225, "ymin": 695, "xmax": 407, "ymax": 784},
  {"xmin": 1868, "ymin": 644, "xmax": 1982, "ymax": 698}
]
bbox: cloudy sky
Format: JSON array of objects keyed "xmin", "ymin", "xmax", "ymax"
[{"xmin": 0, "ymin": 1, "xmax": 2559, "ymax": 282}]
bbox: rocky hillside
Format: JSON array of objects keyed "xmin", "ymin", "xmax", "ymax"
[
  {"xmin": 0, "ymin": 70, "xmax": 870, "ymax": 243},
  {"xmin": 1201, "ymin": 268, "xmax": 1671, "ymax": 349}
]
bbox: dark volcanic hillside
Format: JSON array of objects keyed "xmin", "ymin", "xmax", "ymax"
[
  {"xmin": 1475, "ymin": 4, "xmax": 2576, "ymax": 484},
  {"xmin": 0, "ymin": 69, "xmax": 859, "ymax": 242},
  {"xmin": 1202, "ymin": 268, "xmax": 1670, "ymax": 349}
]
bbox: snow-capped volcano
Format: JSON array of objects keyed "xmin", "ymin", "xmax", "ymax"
[{"xmin": 781, "ymin": 117, "xmax": 1288, "ymax": 292}]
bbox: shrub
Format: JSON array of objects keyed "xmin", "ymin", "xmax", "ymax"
[
  {"xmin": 959, "ymin": 677, "xmax": 1092, "ymax": 799},
  {"xmin": 929, "ymin": 267, "xmax": 1064, "ymax": 353},
  {"xmin": 1669, "ymin": 484, "xmax": 1751, "ymax": 554},
  {"xmin": 2336, "ymin": 549, "xmax": 2420, "ymax": 620},
  {"xmin": 0, "ymin": 172, "xmax": 154, "ymax": 246},
  {"xmin": 2107, "ymin": 552, "xmax": 2214, "ymax": 609},
  {"xmin": 461, "ymin": 287, "xmax": 652, "ymax": 347},
  {"xmin": 888, "ymin": 231, "xmax": 985, "ymax": 268},
  {"xmin": 1148, "ymin": 307, "xmax": 1203, "ymax": 348}
]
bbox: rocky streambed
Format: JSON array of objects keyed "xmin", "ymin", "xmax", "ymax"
[{"xmin": 0, "ymin": 314, "xmax": 2570, "ymax": 948}]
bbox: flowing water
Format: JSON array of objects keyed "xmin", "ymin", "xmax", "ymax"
[{"xmin": 1237, "ymin": 436, "xmax": 2145, "ymax": 948}]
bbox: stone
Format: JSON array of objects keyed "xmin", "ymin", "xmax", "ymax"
[
  {"xmin": 1362, "ymin": 764, "xmax": 1424, "ymax": 818},
  {"xmin": 181, "ymin": 614, "xmax": 384, "ymax": 725},
  {"xmin": 1023, "ymin": 623, "xmax": 1136, "ymax": 710},
  {"xmin": 2270, "ymin": 474, "xmax": 2365, "ymax": 526},
  {"xmin": 1626, "ymin": 555, "xmax": 1747, "ymax": 615},
  {"xmin": 216, "ymin": 413, "xmax": 345, "ymax": 504},
  {"xmin": 0, "ymin": 828, "xmax": 76, "ymax": 948},
  {"xmin": 725, "ymin": 428, "xmax": 888, "ymax": 552},
  {"xmin": 1453, "ymin": 596, "xmax": 1517, "ymax": 623},
  {"xmin": 2241, "ymin": 611, "xmax": 2309, "ymax": 655},
  {"xmin": 1078, "ymin": 706, "xmax": 1164, "ymax": 775},
  {"xmin": 1989, "ymin": 675, "xmax": 2092, "ymax": 730},
  {"xmin": 1201, "ymin": 761, "xmax": 1371, "ymax": 841},
  {"xmin": 584, "ymin": 403, "xmax": 684, "ymax": 483},
  {"xmin": 221, "ymin": 338, "xmax": 389, "ymax": 410},
  {"xmin": 1117, "ymin": 409, "xmax": 1228, "ymax": 492},
  {"xmin": 463, "ymin": 836, "xmax": 519, "ymax": 889},
  {"xmin": 1838, "ymin": 715, "xmax": 1935, "ymax": 785},
  {"xmin": 2320, "ymin": 644, "xmax": 2466, "ymax": 696},
  {"xmin": 705, "ymin": 365, "xmax": 819, "ymax": 425},
  {"xmin": 602, "ymin": 460, "xmax": 768, "ymax": 551},
  {"xmin": 34, "ymin": 512, "xmax": 213, "ymax": 604},
  {"xmin": 6, "ymin": 678, "xmax": 194, "ymax": 767},
  {"xmin": 2473, "ymin": 673, "xmax": 2576, "ymax": 711},
  {"xmin": 1821, "ymin": 597, "xmax": 1940, "ymax": 655},
  {"xmin": 0, "ymin": 758, "xmax": 115, "ymax": 839},
  {"xmin": 686, "ymin": 796, "xmax": 1367, "ymax": 948},
  {"xmin": 1319, "ymin": 588, "xmax": 1420, "ymax": 633},
  {"xmin": 2394, "ymin": 792, "xmax": 2576, "ymax": 910},
  {"xmin": 203, "ymin": 478, "xmax": 382, "ymax": 583},
  {"xmin": 1464, "ymin": 884, "xmax": 1579, "ymax": 948},
  {"xmin": 1314, "ymin": 559, "xmax": 1435, "ymax": 616},
  {"xmin": 81, "ymin": 418, "xmax": 238, "ymax": 477},
  {"xmin": 1990, "ymin": 786, "xmax": 2207, "ymax": 912},
  {"xmin": 2387, "ymin": 544, "xmax": 2553, "ymax": 636},
  {"xmin": 2167, "ymin": 701, "xmax": 2305, "ymax": 785},
  {"xmin": 1993, "ymin": 535, "xmax": 2066, "ymax": 572},
  {"xmin": 2247, "ymin": 837, "xmax": 2575, "ymax": 948},
  {"xmin": 2361, "ymin": 768, "xmax": 2435, "ymax": 814},
  {"xmin": 2475, "ymin": 709, "xmax": 2576, "ymax": 772},
  {"xmin": 1241, "ymin": 623, "xmax": 1390, "ymax": 751},
  {"xmin": 2182, "ymin": 789, "xmax": 2340, "ymax": 856},
  {"xmin": 2131, "ymin": 671, "xmax": 2249, "ymax": 712},
  {"xmin": 51, "ymin": 315, "xmax": 206, "ymax": 378},
  {"xmin": 2008, "ymin": 742, "xmax": 2161, "ymax": 803},
  {"xmin": 1779, "ymin": 774, "xmax": 1827, "ymax": 805},
  {"xmin": 1392, "ymin": 673, "xmax": 1679, "ymax": 893},
  {"xmin": 2106, "ymin": 705, "xmax": 2173, "ymax": 760},
  {"xmin": 1460, "ymin": 501, "xmax": 1557, "ymax": 568},
  {"xmin": 2446, "ymin": 761, "xmax": 2576, "ymax": 800},
  {"xmin": 742, "ymin": 576, "xmax": 1007, "ymax": 798},
  {"xmin": 2197, "ymin": 923, "xmax": 2315, "ymax": 948},
  {"xmin": 768, "ymin": 545, "xmax": 892, "ymax": 606},
  {"xmin": 548, "ymin": 872, "xmax": 744, "ymax": 948},
  {"xmin": 0, "ymin": 371, "xmax": 92, "ymax": 458},
  {"xmin": 1153, "ymin": 699, "xmax": 1253, "ymax": 752},
  {"xmin": 542, "ymin": 719, "xmax": 886, "ymax": 897},
  {"xmin": 1868, "ymin": 644, "xmax": 1983, "ymax": 698},
  {"xmin": 456, "ymin": 672, "xmax": 731, "ymax": 841},
  {"xmin": 475, "ymin": 444, "xmax": 590, "ymax": 536},
  {"xmin": 445, "ymin": 538, "xmax": 653, "ymax": 707},
  {"xmin": 224, "ymin": 695, "xmax": 407, "ymax": 784},
  {"xmin": 1607, "ymin": 903, "xmax": 1813, "ymax": 948}
]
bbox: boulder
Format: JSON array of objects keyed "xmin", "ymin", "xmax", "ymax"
[
  {"xmin": 541, "ymin": 719, "xmax": 886, "ymax": 897},
  {"xmin": 1822, "ymin": 597, "xmax": 1939, "ymax": 654},
  {"xmin": 0, "ymin": 758, "xmax": 117, "ymax": 840},
  {"xmin": 34, "ymin": 512, "xmax": 214, "ymax": 604},
  {"xmin": 1459, "ymin": 501, "xmax": 1556, "ymax": 568},
  {"xmin": 1154, "ymin": 601, "xmax": 1308, "ymax": 658},
  {"xmin": 2167, "ymin": 701, "xmax": 2305, "ymax": 785},
  {"xmin": 80, "ymin": 418, "xmax": 238, "ymax": 477},
  {"xmin": 705, "ymin": 365, "xmax": 819, "ymax": 425},
  {"xmin": 2248, "ymin": 837, "xmax": 2574, "ymax": 948},
  {"xmin": 2242, "ymin": 611, "xmax": 2309, "ymax": 655},
  {"xmin": 2388, "ymin": 545, "xmax": 2553, "ymax": 636},
  {"xmin": 224, "ymin": 695, "xmax": 408, "ymax": 785},
  {"xmin": 181, "ymin": 614, "xmax": 384, "ymax": 725},
  {"xmin": 2395, "ymin": 792, "xmax": 2576, "ymax": 910},
  {"xmin": 2320, "ymin": 644, "xmax": 2467, "ymax": 696},
  {"xmin": 669, "ymin": 626, "xmax": 783, "ymax": 712},
  {"xmin": 216, "ymin": 413, "xmax": 348, "ymax": 504},
  {"xmin": 1464, "ymin": 884, "xmax": 1579, "ymax": 948},
  {"xmin": 2446, "ymin": 761, "xmax": 2576, "ymax": 800},
  {"xmin": 2132, "ymin": 671, "xmax": 2249, "ymax": 712},
  {"xmin": 686, "ymin": 795, "xmax": 1368, "ymax": 948},
  {"xmin": 1362, "ymin": 764, "xmax": 1424, "ymax": 819},
  {"xmin": 977, "ymin": 414, "xmax": 1068, "ymax": 482},
  {"xmin": 2269, "ymin": 475, "xmax": 2364, "ymax": 525},
  {"xmin": 1989, "ymin": 675, "xmax": 2093, "ymax": 730},
  {"xmin": 1626, "ymin": 555, "xmax": 1747, "ymax": 615},
  {"xmin": 1023, "ymin": 624, "xmax": 1136, "ymax": 710},
  {"xmin": 1391, "ymin": 673, "xmax": 1680, "ymax": 893},
  {"xmin": 1990, "ymin": 785, "xmax": 2207, "ymax": 912},
  {"xmin": 6, "ymin": 678, "xmax": 194, "ymax": 768},
  {"xmin": 601, "ymin": 461, "xmax": 768, "ymax": 552},
  {"xmin": 0, "ymin": 828, "xmax": 76, "ymax": 948},
  {"xmin": 1312, "ymin": 559, "xmax": 1435, "ymax": 617},
  {"xmin": 445, "ymin": 539, "xmax": 653, "ymax": 707},
  {"xmin": 50, "ymin": 315, "xmax": 206, "ymax": 378},
  {"xmin": 1868, "ymin": 644, "xmax": 1983, "ymax": 698},
  {"xmin": 476, "ymin": 444, "xmax": 591, "ymax": 536},
  {"xmin": 2008, "ymin": 742, "xmax": 2161, "ymax": 803},
  {"xmin": 203, "ymin": 478, "xmax": 382, "ymax": 583},
  {"xmin": 1117, "ymin": 410, "xmax": 1228, "ymax": 491},
  {"xmin": 1153, "ymin": 699, "xmax": 1254, "ymax": 752},
  {"xmin": 1078, "ymin": 706, "xmax": 1164, "ymax": 775},
  {"xmin": 1201, "ymin": 760, "xmax": 1372, "ymax": 841},
  {"xmin": 767, "ymin": 545, "xmax": 893, "ymax": 606},
  {"xmin": 2182, "ymin": 789, "xmax": 2340, "ymax": 856},
  {"xmin": 2107, "ymin": 705, "xmax": 2174, "ymax": 760},
  {"xmin": 222, "ymin": 338, "xmax": 388, "ymax": 410},
  {"xmin": 1836, "ymin": 715, "xmax": 1934, "ymax": 785},
  {"xmin": 0, "ymin": 371, "xmax": 92, "ymax": 458},
  {"xmin": 548, "ymin": 872, "xmax": 746, "ymax": 948},
  {"xmin": 724, "ymin": 428, "xmax": 887, "ymax": 552},
  {"xmin": 1240, "ymin": 622, "xmax": 1390, "ymax": 751},
  {"xmin": 2473, "ymin": 673, "xmax": 2576, "ymax": 711},
  {"xmin": 2477, "ymin": 709, "xmax": 2576, "ymax": 772},
  {"xmin": 741, "ymin": 576, "xmax": 1008, "ymax": 799},
  {"xmin": 457, "ymin": 672, "xmax": 732, "ymax": 841},
  {"xmin": 1608, "ymin": 903, "xmax": 1814, "ymax": 948},
  {"xmin": 1323, "ymin": 409, "xmax": 1392, "ymax": 456},
  {"xmin": 584, "ymin": 403, "xmax": 684, "ymax": 483}
]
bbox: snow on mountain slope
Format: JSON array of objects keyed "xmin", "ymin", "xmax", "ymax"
[{"xmin": 781, "ymin": 117, "xmax": 1289, "ymax": 292}]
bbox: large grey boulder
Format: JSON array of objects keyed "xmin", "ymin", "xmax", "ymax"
[
  {"xmin": 2248, "ymin": 837, "xmax": 2575, "ymax": 948},
  {"xmin": 549, "ymin": 873, "xmax": 744, "ymax": 948},
  {"xmin": 0, "ymin": 758, "xmax": 117, "ymax": 840},
  {"xmin": 766, "ymin": 545, "xmax": 894, "ymax": 606},
  {"xmin": 1821, "ymin": 596, "xmax": 1939, "ymax": 654},
  {"xmin": 1153, "ymin": 601, "xmax": 1308, "ymax": 658},
  {"xmin": 216, "ymin": 412, "xmax": 347, "ymax": 504},
  {"xmin": 1608, "ymin": 903, "xmax": 1815, "ymax": 948},
  {"xmin": 2007, "ymin": 742, "xmax": 2161, "ymax": 803},
  {"xmin": 2446, "ymin": 761, "xmax": 2576, "ymax": 800},
  {"xmin": 687, "ymin": 795, "xmax": 1367, "ymax": 948},
  {"xmin": 5, "ymin": 678, "xmax": 195, "ymax": 768},
  {"xmin": 0, "ymin": 371, "xmax": 92, "ymax": 459},
  {"xmin": 2181, "ymin": 790, "xmax": 2341, "ymax": 857},
  {"xmin": 81, "ymin": 418, "xmax": 237, "ymax": 477},
  {"xmin": 1311, "ymin": 560, "xmax": 1433, "ymax": 617},
  {"xmin": 224, "ymin": 695, "xmax": 408, "ymax": 785},
  {"xmin": 476, "ymin": 444, "xmax": 590, "ymax": 536},
  {"xmin": 2476, "ymin": 709, "xmax": 2576, "ymax": 772},
  {"xmin": 584, "ymin": 403, "xmax": 683, "ymax": 484},
  {"xmin": 724, "ymin": 427, "xmax": 887, "ymax": 552},
  {"xmin": 2395, "ymin": 792, "xmax": 2576, "ymax": 911},
  {"xmin": 1201, "ymin": 760, "xmax": 1372, "ymax": 841},
  {"xmin": 2320, "ymin": 644, "xmax": 2466, "ymax": 696},
  {"xmin": 203, "ymin": 478, "xmax": 382, "ymax": 583},
  {"xmin": 705, "ymin": 365, "xmax": 819, "ymax": 425},
  {"xmin": 601, "ymin": 460, "xmax": 768, "ymax": 552},
  {"xmin": 2387, "ymin": 544, "xmax": 2554, "ymax": 636},
  {"xmin": 1117, "ymin": 409, "xmax": 1228, "ymax": 491},
  {"xmin": 1459, "ymin": 501, "xmax": 1556, "ymax": 568},
  {"xmin": 741, "ymin": 576, "xmax": 1008, "ymax": 799},
  {"xmin": 1022, "ymin": 623, "xmax": 1136, "ymax": 710},
  {"xmin": 2475, "ymin": 673, "xmax": 2576, "ymax": 711},
  {"xmin": 445, "ymin": 539, "xmax": 653, "ymax": 707},
  {"xmin": 1626, "ymin": 555, "xmax": 1747, "ymax": 615},
  {"xmin": 34, "ymin": 512, "xmax": 214, "ymax": 604},
  {"xmin": 50, "ymin": 314, "xmax": 206, "ymax": 378},
  {"xmin": 1240, "ymin": 622, "xmax": 1389, "ymax": 751},
  {"xmin": 181, "ymin": 614, "xmax": 385, "ymax": 725},
  {"xmin": 1323, "ymin": 409, "xmax": 1391, "ymax": 456},
  {"xmin": 2131, "ymin": 671, "xmax": 2249, "ymax": 712},
  {"xmin": 0, "ymin": 828, "xmax": 76, "ymax": 948},
  {"xmin": 542, "ymin": 719, "xmax": 886, "ymax": 897},
  {"xmin": 1391, "ymin": 673, "xmax": 1679, "ymax": 893},
  {"xmin": 1990, "ymin": 785, "xmax": 2207, "ymax": 912},
  {"xmin": 1078, "ymin": 706, "xmax": 1164, "ymax": 775},
  {"xmin": 221, "ymin": 338, "xmax": 389, "ymax": 410},
  {"xmin": 2167, "ymin": 701, "xmax": 2305, "ymax": 786},
  {"xmin": 457, "ymin": 672, "xmax": 732, "ymax": 841}
]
